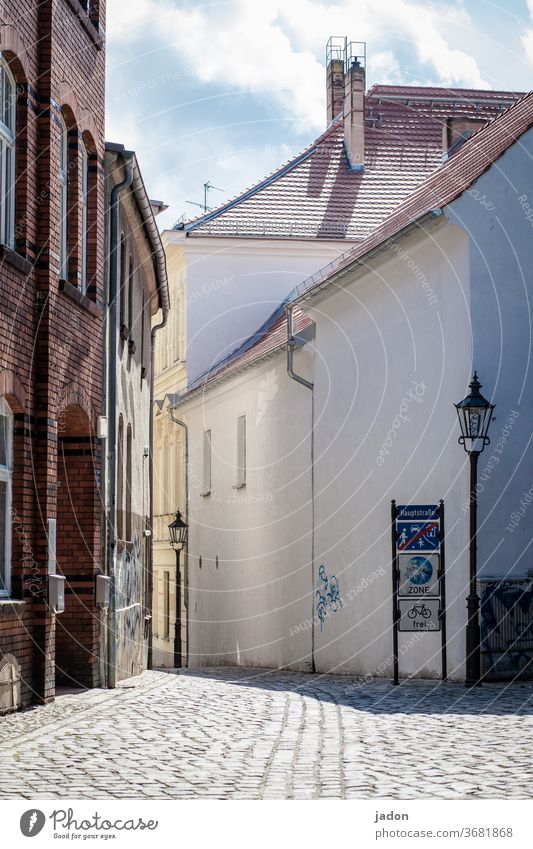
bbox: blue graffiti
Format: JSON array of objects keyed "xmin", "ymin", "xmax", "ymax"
[{"xmin": 316, "ymin": 564, "xmax": 341, "ymax": 630}]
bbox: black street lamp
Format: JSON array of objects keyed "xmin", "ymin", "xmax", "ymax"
[
  {"xmin": 168, "ymin": 510, "xmax": 188, "ymax": 669},
  {"xmin": 455, "ymin": 372, "xmax": 494, "ymax": 688}
]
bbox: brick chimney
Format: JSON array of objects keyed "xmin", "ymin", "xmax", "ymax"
[
  {"xmin": 326, "ymin": 37, "xmax": 346, "ymax": 124},
  {"xmin": 344, "ymin": 42, "xmax": 366, "ymax": 172}
]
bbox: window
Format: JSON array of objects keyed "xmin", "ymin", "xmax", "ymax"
[
  {"xmin": 80, "ymin": 143, "xmax": 88, "ymax": 293},
  {"xmin": 163, "ymin": 571, "xmax": 170, "ymax": 639},
  {"xmin": 117, "ymin": 416, "xmax": 124, "ymax": 539},
  {"xmin": 126, "ymin": 424, "xmax": 132, "ymax": 541},
  {"xmin": 59, "ymin": 115, "xmax": 68, "ymax": 279},
  {"xmin": 202, "ymin": 429, "xmax": 211, "ymax": 495},
  {"xmin": 0, "ymin": 56, "xmax": 15, "ymax": 249},
  {"xmin": 0, "ymin": 399, "xmax": 13, "ymax": 597},
  {"xmin": 236, "ymin": 415, "xmax": 246, "ymax": 488}
]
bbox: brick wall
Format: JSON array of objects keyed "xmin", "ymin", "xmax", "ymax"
[{"xmin": 0, "ymin": 0, "xmax": 106, "ymax": 709}]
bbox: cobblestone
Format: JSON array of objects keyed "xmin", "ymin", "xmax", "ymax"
[{"xmin": 0, "ymin": 668, "xmax": 532, "ymax": 799}]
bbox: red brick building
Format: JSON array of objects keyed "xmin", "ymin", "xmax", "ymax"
[{"xmin": 0, "ymin": 0, "xmax": 105, "ymax": 710}]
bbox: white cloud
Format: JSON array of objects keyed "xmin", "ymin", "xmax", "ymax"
[
  {"xmin": 106, "ymin": 0, "xmax": 488, "ymax": 131},
  {"xmin": 522, "ymin": 0, "xmax": 533, "ymax": 66}
]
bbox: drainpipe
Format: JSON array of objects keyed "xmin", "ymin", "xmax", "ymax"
[
  {"xmin": 286, "ymin": 303, "xmax": 315, "ymax": 673},
  {"xmin": 168, "ymin": 408, "xmax": 189, "ymax": 667},
  {"xmin": 106, "ymin": 153, "xmax": 134, "ymax": 689},
  {"xmin": 147, "ymin": 312, "xmax": 168, "ymax": 670}
]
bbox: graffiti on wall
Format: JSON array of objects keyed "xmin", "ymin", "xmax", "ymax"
[
  {"xmin": 316, "ymin": 564, "xmax": 341, "ymax": 630},
  {"xmin": 480, "ymin": 580, "xmax": 533, "ymax": 680},
  {"xmin": 115, "ymin": 532, "xmax": 146, "ymax": 680}
]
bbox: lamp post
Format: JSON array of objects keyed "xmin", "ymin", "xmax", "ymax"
[
  {"xmin": 168, "ymin": 510, "xmax": 188, "ymax": 669},
  {"xmin": 455, "ymin": 372, "xmax": 494, "ymax": 688}
]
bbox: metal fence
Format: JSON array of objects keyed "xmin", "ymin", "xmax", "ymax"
[{"xmin": 480, "ymin": 577, "xmax": 533, "ymax": 680}]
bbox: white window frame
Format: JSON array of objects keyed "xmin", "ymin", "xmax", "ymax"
[
  {"xmin": 80, "ymin": 143, "xmax": 88, "ymax": 293},
  {"xmin": 59, "ymin": 114, "xmax": 68, "ymax": 279},
  {"xmin": 0, "ymin": 56, "xmax": 16, "ymax": 250},
  {"xmin": 235, "ymin": 414, "xmax": 246, "ymax": 488},
  {"xmin": 0, "ymin": 399, "xmax": 13, "ymax": 598},
  {"xmin": 201, "ymin": 429, "xmax": 211, "ymax": 496}
]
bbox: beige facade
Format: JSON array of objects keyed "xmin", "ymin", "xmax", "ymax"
[
  {"xmin": 152, "ymin": 235, "xmax": 187, "ymax": 668},
  {"xmin": 104, "ymin": 144, "xmax": 169, "ymax": 683}
]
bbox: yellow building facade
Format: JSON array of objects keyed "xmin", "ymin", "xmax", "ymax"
[{"xmin": 152, "ymin": 236, "xmax": 188, "ymax": 668}]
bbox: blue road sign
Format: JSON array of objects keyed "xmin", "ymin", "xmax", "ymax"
[{"xmin": 396, "ymin": 520, "xmax": 439, "ymax": 551}]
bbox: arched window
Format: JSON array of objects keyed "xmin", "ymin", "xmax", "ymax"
[
  {"xmin": 59, "ymin": 114, "xmax": 68, "ymax": 279},
  {"xmin": 80, "ymin": 142, "xmax": 88, "ymax": 293},
  {"xmin": 0, "ymin": 399, "xmax": 13, "ymax": 597},
  {"xmin": 0, "ymin": 56, "xmax": 16, "ymax": 248},
  {"xmin": 117, "ymin": 415, "xmax": 124, "ymax": 540},
  {"xmin": 126, "ymin": 424, "xmax": 132, "ymax": 541}
]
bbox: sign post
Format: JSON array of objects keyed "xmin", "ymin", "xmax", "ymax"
[{"xmin": 391, "ymin": 502, "xmax": 447, "ymax": 683}]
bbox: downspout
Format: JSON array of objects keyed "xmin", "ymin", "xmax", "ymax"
[
  {"xmin": 147, "ymin": 310, "xmax": 168, "ymax": 670},
  {"xmin": 168, "ymin": 408, "xmax": 189, "ymax": 667},
  {"xmin": 106, "ymin": 153, "xmax": 134, "ymax": 689},
  {"xmin": 286, "ymin": 303, "xmax": 315, "ymax": 673}
]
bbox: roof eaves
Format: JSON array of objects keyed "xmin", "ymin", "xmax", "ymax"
[
  {"xmin": 171, "ymin": 339, "xmax": 288, "ymax": 408},
  {"xmin": 292, "ymin": 210, "xmax": 444, "ymax": 305},
  {"xmin": 186, "ymin": 298, "xmax": 289, "ymax": 392}
]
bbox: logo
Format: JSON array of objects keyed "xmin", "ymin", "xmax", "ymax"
[{"xmin": 20, "ymin": 810, "xmax": 46, "ymax": 837}]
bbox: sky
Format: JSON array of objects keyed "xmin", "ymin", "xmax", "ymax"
[{"xmin": 105, "ymin": 0, "xmax": 533, "ymax": 231}]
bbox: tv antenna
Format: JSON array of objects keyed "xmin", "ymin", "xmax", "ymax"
[{"xmin": 186, "ymin": 181, "xmax": 224, "ymax": 213}]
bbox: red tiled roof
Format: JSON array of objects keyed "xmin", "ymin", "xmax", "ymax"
[
  {"xmin": 293, "ymin": 91, "xmax": 533, "ymax": 300},
  {"xmin": 183, "ymin": 86, "xmax": 523, "ymax": 241}
]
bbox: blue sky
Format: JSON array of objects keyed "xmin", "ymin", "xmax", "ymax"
[{"xmin": 105, "ymin": 0, "xmax": 533, "ymax": 231}]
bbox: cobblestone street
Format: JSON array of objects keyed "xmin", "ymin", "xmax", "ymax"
[{"xmin": 1, "ymin": 668, "xmax": 532, "ymax": 800}]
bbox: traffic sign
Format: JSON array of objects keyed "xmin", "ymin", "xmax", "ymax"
[
  {"xmin": 396, "ymin": 520, "xmax": 439, "ymax": 551},
  {"xmin": 398, "ymin": 553, "xmax": 439, "ymax": 597},
  {"xmin": 397, "ymin": 504, "xmax": 439, "ymax": 521},
  {"xmin": 398, "ymin": 598, "xmax": 441, "ymax": 631}
]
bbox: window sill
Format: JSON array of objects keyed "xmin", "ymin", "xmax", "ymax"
[
  {"xmin": 59, "ymin": 279, "xmax": 100, "ymax": 317},
  {"xmin": 64, "ymin": 0, "xmax": 104, "ymax": 50},
  {"xmin": 0, "ymin": 244, "xmax": 32, "ymax": 276},
  {"xmin": 0, "ymin": 598, "xmax": 26, "ymax": 609}
]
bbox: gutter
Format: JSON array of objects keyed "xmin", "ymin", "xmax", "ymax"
[
  {"xmin": 291, "ymin": 210, "xmax": 443, "ymax": 305},
  {"xmin": 286, "ymin": 303, "xmax": 315, "ymax": 673}
]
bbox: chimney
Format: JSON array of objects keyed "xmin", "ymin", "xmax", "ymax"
[
  {"xmin": 326, "ymin": 37, "xmax": 346, "ymax": 124},
  {"xmin": 344, "ymin": 41, "xmax": 366, "ymax": 172}
]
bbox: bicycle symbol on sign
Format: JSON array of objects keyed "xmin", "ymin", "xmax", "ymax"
[{"xmin": 407, "ymin": 603, "xmax": 432, "ymax": 620}]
